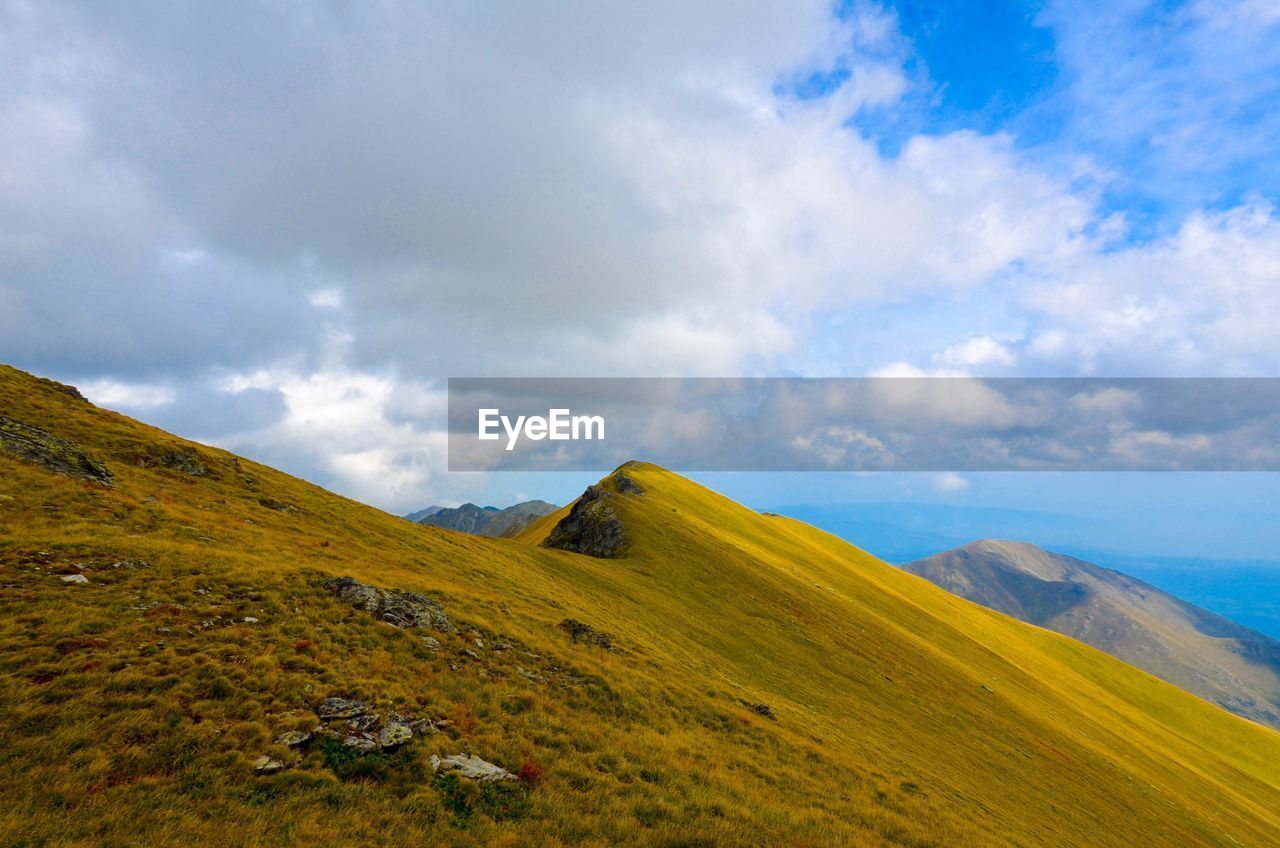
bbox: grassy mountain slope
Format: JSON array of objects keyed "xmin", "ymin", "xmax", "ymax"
[
  {"xmin": 2, "ymin": 363, "xmax": 1280, "ymax": 847},
  {"xmin": 902, "ymin": 539, "xmax": 1280, "ymax": 728}
]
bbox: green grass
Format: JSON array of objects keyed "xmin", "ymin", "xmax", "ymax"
[{"xmin": 1, "ymin": 362, "xmax": 1279, "ymax": 847}]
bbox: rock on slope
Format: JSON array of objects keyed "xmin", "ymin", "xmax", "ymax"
[{"xmin": 903, "ymin": 539, "xmax": 1280, "ymax": 728}]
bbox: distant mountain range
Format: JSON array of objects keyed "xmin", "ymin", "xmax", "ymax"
[
  {"xmin": 406, "ymin": 500, "xmax": 557, "ymax": 537},
  {"xmin": 903, "ymin": 540, "xmax": 1280, "ymax": 729}
]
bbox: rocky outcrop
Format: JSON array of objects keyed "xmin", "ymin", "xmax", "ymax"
[
  {"xmin": 611, "ymin": 470, "xmax": 645, "ymax": 496},
  {"xmin": 560, "ymin": 619, "xmax": 612, "ymax": 650},
  {"xmin": 323, "ymin": 576, "xmax": 455, "ymax": 633},
  {"xmin": 308, "ymin": 698, "xmax": 435, "ymax": 751},
  {"xmin": 0, "ymin": 417, "xmax": 115, "ymax": 487},
  {"xmin": 542, "ymin": 485, "xmax": 627, "ymax": 558},
  {"xmin": 431, "ymin": 753, "xmax": 518, "ymax": 782}
]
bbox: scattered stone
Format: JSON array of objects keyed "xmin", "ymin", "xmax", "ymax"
[
  {"xmin": 0, "ymin": 416, "xmax": 115, "ymax": 487},
  {"xmin": 61, "ymin": 574, "xmax": 89, "ymax": 584},
  {"xmin": 749, "ymin": 703, "xmax": 776, "ymax": 719},
  {"xmin": 461, "ymin": 648, "xmax": 480, "ymax": 660},
  {"xmin": 134, "ymin": 444, "xmax": 210, "ymax": 476},
  {"xmin": 323, "ymin": 576, "xmax": 455, "ymax": 633},
  {"xmin": 242, "ymin": 616, "xmax": 258, "ymax": 624},
  {"xmin": 423, "ymin": 636, "xmax": 441, "ymax": 650},
  {"xmin": 257, "ymin": 496, "xmax": 293, "ymax": 512},
  {"xmin": 341, "ymin": 736, "xmax": 377, "ymax": 752},
  {"xmin": 253, "ymin": 755, "xmax": 284, "ymax": 774},
  {"xmin": 379, "ymin": 719, "xmax": 413, "ymax": 749},
  {"xmin": 277, "ymin": 730, "xmax": 311, "ymax": 747},
  {"xmin": 559, "ymin": 618, "xmax": 612, "ymax": 650},
  {"xmin": 474, "ymin": 638, "xmax": 485, "ymax": 649},
  {"xmin": 316, "ymin": 697, "xmax": 370, "ymax": 720},
  {"xmin": 542, "ymin": 485, "xmax": 627, "ymax": 558},
  {"xmin": 431, "ymin": 753, "xmax": 518, "ymax": 782},
  {"xmin": 347, "ymin": 714, "xmax": 380, "ymax": 734}
]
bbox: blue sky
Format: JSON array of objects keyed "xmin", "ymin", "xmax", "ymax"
[{"xmin": 2, "ymin": 1, "xmax": 1279, "ymax": 569}]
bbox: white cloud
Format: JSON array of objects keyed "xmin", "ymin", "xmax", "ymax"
[
  {"xmin": 932, "ymin": 336, "xmax": 1016, "ymax": 369},
  {"xmin": 79, "ymin": 379, "xmax": 176, "ymax": 410},
  {"xmin": 933, "ymin": 472, "xmax": 970, "ymax": 493}
]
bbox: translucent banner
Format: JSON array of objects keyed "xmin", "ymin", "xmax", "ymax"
[{"xmin": 447, "ymin": 378, "xmax": 1280, "ymax": 472}]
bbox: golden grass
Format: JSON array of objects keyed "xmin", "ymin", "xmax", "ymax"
[{"xmin": 1, "ymin": 363, "xmax": 1279, "ymax": 847}]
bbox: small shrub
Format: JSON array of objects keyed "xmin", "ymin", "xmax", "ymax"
[{"xmin": 518, "ymin": 758, "xmax": 545, "ymax": 784}]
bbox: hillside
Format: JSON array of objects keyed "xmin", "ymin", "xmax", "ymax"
[
  {"xmin": 903, "ymin": 540, "xmax": 1280, "ymax": 728},
  {"xmin": 2, "ymin": 362, "xmax": 1280, "ymax": 847},
  {"xmin": 414, "ymin": 501, "xmax": 558, "ymax": 537}
]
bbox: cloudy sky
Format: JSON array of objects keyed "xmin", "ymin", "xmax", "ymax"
[{"xmin": 3, "ymin": 0, "xmax": 1280, "ymax": 552}]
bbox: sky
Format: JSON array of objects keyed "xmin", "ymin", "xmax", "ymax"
[{"xmin": 2, "ymin": 1, "xmax": 1280, "ymax": 561}]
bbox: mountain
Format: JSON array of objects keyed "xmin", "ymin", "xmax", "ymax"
[
  {"xmin": 403, "ymin": 505, "xmax": 446, "ymax": 523},
  {"xmin": 903, "ymin": 540, "xmax": 1280, "ymax": 729},
  {"xmin": 413, "ymin": 500, "xmax": 558, "ymax": 537},
  {"xmin": 2, "ymin": 363, "xmax": 1280, "ymax": 847}
]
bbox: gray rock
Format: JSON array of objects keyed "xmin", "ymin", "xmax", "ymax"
[
  {"xmin": 341, "ymin": 736, "xmax": 377, "ymax": 752},
  {"xmin": 316, "ymin": 697, "xmax": 369, "ymax": 720},
  {"xmin": 253, "ymin": 755, "xmax": 284, "ymax": 774},
  {"xmin": 749, "ymin": 703, "xmax": 776, "ymax": 719},
  {"xmin": 379, "ymin": 719, "xmax": 413, "ymax": 749},
  {"xmin": 423, "ymin": 636, "xmax": 441, "ymax": 650},
  {"xmin": 61, "ymin": 573, "xmax": 90, "ymax": 584},
  {"xmin": 560, "ymin": 618, "xmax": 612, "ymax": 650},
  {"xmin": 431, "ymin": 753, "xmax": 518, "ymax": 782},
  {"xmin": 347, "ymin": 714, "xmax": 379, "ymax": 734},
  {"xmin": 276, "ymin": 730, "xmax": 311, "ymax": 747},
  {"xmin": 0, "ymin": 416, "xmax": 115, "ymax": 487},
  {"xmin": 323, "ymin": 576, "xmax": 455, "ymax": 633},
  {"xmin": 542, "ymin": 485, "xmax": 627, "ymax": 558}
]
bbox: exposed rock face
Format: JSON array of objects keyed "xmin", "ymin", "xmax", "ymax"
[
  {"xmin": 559, "ymin": 619, "xmax": 612, "ymax": 650},
  {"xmin": 0, "ymin": 417, "xmax": 115, "ymax": 487},
  {"xmin": 749, "ymin": 703, "xmax": 776, "ymax": 719},
  {"xmin": 431, "ymin": 753, "xmax": 518, "ymax": 782},
  {"xmin": 323, "ymin": 576, "xmax": 455, "ymax": 633},
  {"xmin": 542, "ymin": 485, "xmax": 627, "ymax": 558},
  {"xmin": 612, "ymin": 471, "xmax": 645, "ymax": 496}
]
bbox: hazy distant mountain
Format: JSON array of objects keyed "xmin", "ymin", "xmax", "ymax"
[
  {"xmin": 413, "ymin": 500, "xmax": 557, "ymax": 537},
  {"xmin": 903, "ymin": 540, "xmax": 1280, "ymax": 729},
  {"xmin": 402, "ymin": 505, "xmax": 446, "ymax": 523}
]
